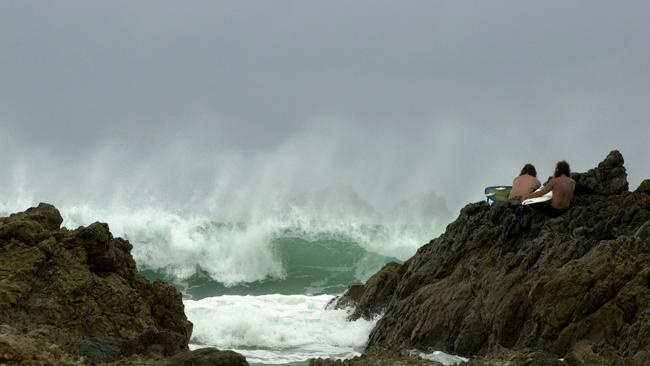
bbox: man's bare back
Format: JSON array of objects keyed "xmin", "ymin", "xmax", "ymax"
[
  {"xmin": 509, "ymin": 174, "xmax": 541, "ymax": 200},
  {"xmin": 547, "ymin": 175, "xmax": 575, "ymax": 209},
  {"xmin": 527, "ymin": 175, "xmax": 575, "ymax": 209}
]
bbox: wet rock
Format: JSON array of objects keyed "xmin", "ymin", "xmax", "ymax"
[
  {"xmin": 330, "ymin": 262, "xmax": 402, "ymax": 320},
  {"xmin": 169, "ymin": 348, "xmax": 250, "ymax": 366},
  {"xmin": 78, "ymin": 336, "xmax": 124, "ymax": 364}
]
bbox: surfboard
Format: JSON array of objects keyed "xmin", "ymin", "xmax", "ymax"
[
  {"xmin": 484, "ymin": 186, "xmax": 512, "ymax": 203},
  {"xmin": 522, "ymin": 192, "xmax": 552, "ymax": 206}
]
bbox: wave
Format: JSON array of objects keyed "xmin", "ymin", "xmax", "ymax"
[
  {"xmin": 59, "ymin": 205, "xmax": 443, "ymax": 297},
  {"xmin": 185, "ymin": 294, "xmax": 377, "ymax": 364}
]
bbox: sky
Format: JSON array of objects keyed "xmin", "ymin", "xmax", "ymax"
[{"xmin": 1, "ymin": 1, "xmax": 649, "ymax": 220}]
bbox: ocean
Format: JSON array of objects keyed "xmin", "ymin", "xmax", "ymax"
[{"xmin": 56, "ymin": 205, "xmax": 446, "ymax": 365}]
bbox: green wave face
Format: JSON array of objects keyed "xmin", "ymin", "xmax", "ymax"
[
  {"xmin": 139, "ymin": 222, "xmax": 439, "ymax": 299},
  {"xmin": 143, "ymin": 235, "xmax": 401, "ymax": 299}
]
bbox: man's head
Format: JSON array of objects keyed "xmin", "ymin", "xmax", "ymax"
[
  {"xmin": 554, "ymin": 160, "xmax": 571, "ymax": 177},
  {"xmin": 520, "ymin": 163, "xmax": 537, "ymax": 177}
]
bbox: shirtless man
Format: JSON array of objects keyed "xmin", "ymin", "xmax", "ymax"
[
  {"xmin": 509, "ymin": 163, "xmax": 541, "ymax": 201},
  {"xmin": 526, "ymin": 160, "xmax": 575, "ymax": 218}
]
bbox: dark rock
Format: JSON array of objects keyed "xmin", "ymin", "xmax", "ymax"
[
  {"xmin": 169, "ymin": 348, "xmax": 249, "ymax": 366},
  {"xmin": 122, "ymin": 328, "xmax": 191, "ymax": 357},
  {"xmin": 573, "ymin": 150, "xmax": 629, "ymax": 195},
  {"xmin": 636, "ymin": 179, "xmax": 650, "ymax": 195},
  {"xmin": 78, "ymin": 336, "xmax": 124, "ymax": 364},
  {"xmin": 328, "ymin": 282, "xmax": 365, "ymax": 309},
  {"xmin": 330, "ymin": 262, "xmax": 402, "ymax": 320}
]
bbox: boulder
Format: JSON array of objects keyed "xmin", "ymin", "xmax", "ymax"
[
  {"xmin": 330, "ymin": 262, "xmax": 402, "ymax": 320},
  {"xmin": 573, "ymin": 150, "xmax": 629, "ymax": 195},
  {"xmin": 169, "ymin": 348, "xmax": 249, "ymax": 366},
  {"xmin": 6, "ymin": 202, "xmax": 63, "ymax": 231},
  {"xmin": 635, "ymin": 179, "xmax": 650, "ymax": 195},
  {"xmin": 78, "ymin": 336, "xmax": 124, "ymax": 364}
]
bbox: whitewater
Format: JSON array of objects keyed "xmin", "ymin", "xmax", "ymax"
[{"xmin": 14, "ymin": 202, "xmax": 443, "ymax": 365}]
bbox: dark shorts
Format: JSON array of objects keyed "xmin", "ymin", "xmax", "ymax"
[{"xmin": 529, "ymin": 201, "xmax": 568, "ymax": 218}]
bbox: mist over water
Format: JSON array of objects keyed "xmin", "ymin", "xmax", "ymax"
[
  {"xmin": 1, "ymin": 119, "xmax": 453, "ymax": 295},
  {"xmin": 2, "ymin": 118, "xmax": 644, "ymax": 365},
  {"xmin": 1, "ymin": 121, "xmax": 453, "ymax": 365}
]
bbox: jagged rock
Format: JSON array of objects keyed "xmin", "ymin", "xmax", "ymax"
[
  {"xmin": 329, "ymin": 282, "xmax": 365, "ymax": 310},
  {"xmin": 330, "ymin": 262, "xmax": 402, "ymax": 320},
  {"xmin": 636, "ymin": 179, "xmax": 650, "ymax": 195},
  {"xmin": 573, "ymin": 150, "xmax": 629, "ymax": 195},
  {"xmin": 78, "ymin": 336, "xmax": 124, "ymax": 364},
  {"xmin": 6, "ymin": 202, "xmax": 64, "ymax": 231},
  {"xmin": 169, "ymin": 348, "xmax": 249, "ymax": 366},
  {"xmin": 0, "ymin": 203, "xmax": 230, "ymax": 364},
  {"xmin": 336, "ymin": 151, "xmax": 650, "ymax": 364}
]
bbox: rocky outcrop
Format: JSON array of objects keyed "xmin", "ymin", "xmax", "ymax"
[
  {"xmin": 331, "ymin": 150, "xmax": 650, "ymax": 364},
  {"xmin": 572, "ymin": 150, "xmax": 628, "ymax": 195},
  {"xmin": 0, "ymin": 203, "xmax": 247, "ymax": 365},
  {"xmin": 329, "ymin": 262, "xmax": 402, "ymax": 320}
]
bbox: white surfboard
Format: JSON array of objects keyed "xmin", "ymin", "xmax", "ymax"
[{"xmin": 522, "ymin": 191, "xmax": 552, "ymax": 206}]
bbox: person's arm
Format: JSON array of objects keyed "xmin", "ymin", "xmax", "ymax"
[{"xmin": 526, "ymin": 179, "xmax": 553, "ymax": 199}]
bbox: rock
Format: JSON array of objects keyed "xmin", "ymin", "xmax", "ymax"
[
  {"xmin": 330, "ymin": 262, "xmax": 402, "ymax": 320},
  {"xmin": 334, "ymin": 151, "xmax": 650, "ymax": 364},
  {"xmin": 573, "ymin": 150, "xmax": 629, "ymax": 195},
  {"xmin": 636, "ymin": 179, "xmax": 650, "ymax": 195},
  {"xmin": 6, "ymin": 202, "xmax": 63, "ymax": 231},
  {"xmin": 78, "ymin": 336, "xmax": 124, "ymax": 364},
  {"xmin": 0, "ymin": 203, "xmax": 212, "ymax": 364},
  {"xmin": 169, "ymin": 348, "xmax": 249, "ymax": 366},
  {"xmin": 328, "ymin": 282, "xmax": 365, "ymax": 309},
  {"xmin": 122, "ymin": 328, "xmax": 191, "ymax": 357}
]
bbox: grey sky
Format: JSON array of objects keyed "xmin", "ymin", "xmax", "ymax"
[{"xmin": 1, "ymin": 1, "xmax": 649, "ymax": 219}]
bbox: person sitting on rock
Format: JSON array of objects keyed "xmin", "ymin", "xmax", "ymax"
[
  {"xmin": 508, "ymin": 163, "xmax": 541, "ymax": 204},
  {"xmin": 525, "ymin": 160, "xmax": 576, "ymax": 218}
]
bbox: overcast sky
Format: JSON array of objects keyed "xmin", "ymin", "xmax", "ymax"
[{"xmin": 1, "ymin": 1, "xmax": 648, "ymax": 219}]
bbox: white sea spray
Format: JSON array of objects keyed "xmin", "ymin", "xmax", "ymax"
[{"xmin": 185, "ymin": 294, "xmax": 377, "ymax": 364}]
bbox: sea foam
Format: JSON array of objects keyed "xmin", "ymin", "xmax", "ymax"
[
  {"xmin": 185, "ymin": 294, "xmax": 376, "ymax": 364},
  {"xmin": 60, "ymin": 204, "xmax": 442, "ymax": 288}
]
